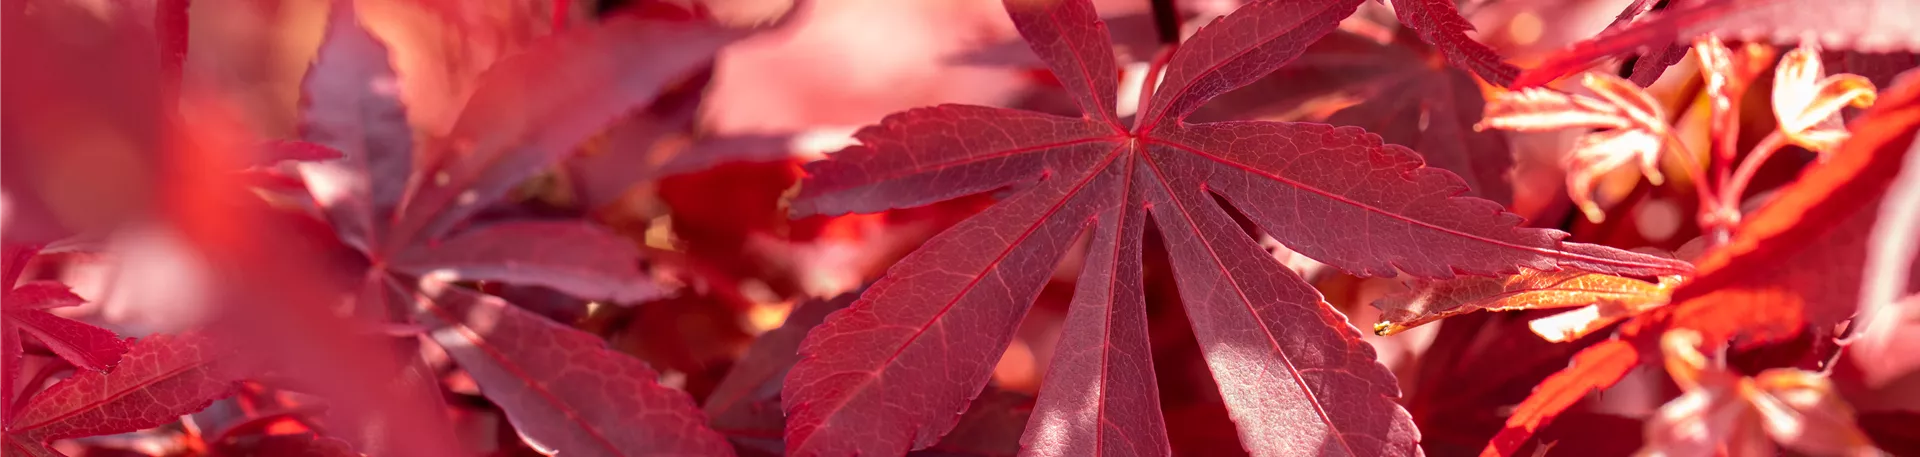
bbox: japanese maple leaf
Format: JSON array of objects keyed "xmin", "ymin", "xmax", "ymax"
[
  {"xmin": 290, "ymin": 2, "xmax": 744, "ymax": 455},
  {"xmin": 781, "ymin": 0, "xmax": 1690, "ymax": 455},
  {"xmin": 1, "ymin": 245, "xmax": 128, "ymax": 429},
  {"xmin": 1388, "ymin": 0, "xmax": 1520, "ymax": 86},
  {"xmin": 1513, "ymin": 0, "xmax": 1920, "ymax": 88},
  {"xmin": 1482, "ymin": 64, "xmax": 1920, "ymax": 457},
  {"xmin": 1195, "ymin": 28, "xmax": 1515, "ymax": 204},
  {"xmin": 4, "ymin": 333, "xmax": 240, "ymax": 457}
]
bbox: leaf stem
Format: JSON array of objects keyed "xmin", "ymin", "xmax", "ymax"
[
  {"xmin": 1720, "ymin": 130, "xmax": 1790, "ymax": 218},
  {"xmin": 1658, "ymin": 128, "xmax": 1729, "ymax": 243}
]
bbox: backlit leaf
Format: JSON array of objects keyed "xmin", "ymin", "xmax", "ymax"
[
  {"xmin": 1481, "ymin": 73, "xmax": 1671, "ymax": 222},
  {"xmin": 1373, "ymin": 269, "xmax": 1679, "ymax": 341},
  {"xmin": 782, "ymin": 0, "xmax": 1690, "ymax": 455},
  {"xmin": 1774, "ymin": 42, "xmax": 1880, "ymax": 155}
]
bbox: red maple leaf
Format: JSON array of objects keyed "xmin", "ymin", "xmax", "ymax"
[
  {"xmin": 4, "ymin": 333, "xmax": 239, "ymax": 457},
  {"xmin": 1481, "ymin": 63, "xmax": 1920, "ymax": 457},
  {"xmin": 1197, "ymin": 28, "xmax": 1515, "ymax": 205},
  {"xmin": 779, "ymin": 0, "xmax": 1691, "ymax": 455},
  {"xmin": 1388, "ymin": 0, "xmax": 1521, "ymax": 87},
  {"xmin": 285, "ymin": 1, "xmax": 753, "ymax": 454},
  {"xmin": 1, "ymin": 245, "xmax": 129, "ymax": 430}
]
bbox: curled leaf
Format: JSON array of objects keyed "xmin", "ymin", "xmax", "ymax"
[
  {"xmin": 1481, "ymin": 73, "xmax": 1671, "ymax": 222},
  {"xmin": 1372, "ymin": 268, "xmax": 1679, "ymax": 342},
  {"xmin": 1775, "ymin": 42, "xmax": 1879, "ymax": 155}
]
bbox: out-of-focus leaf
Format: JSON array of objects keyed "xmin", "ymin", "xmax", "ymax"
[
  {"xmin": 388, "ymin": 14, "xmax": 744, "ymax": 246},
  {"xmin": 391, "ymin": 221, "xmax": 667, "ymax": 303},
  {"xmin": 297, "ymin": 0, "xmax": 415, "ymax": 254},
  {"xmin": 1641, "ymin": 330, "xmax": 1879, "ymax": 456},
  {"xmin": 412, "ymin": 281, "xmax": 734, "ymax": 457},
  {"xmin": 705, "ymin": 289, "xmax": 861, "ymax": 436}
]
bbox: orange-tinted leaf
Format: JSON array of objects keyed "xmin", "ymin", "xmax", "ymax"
[
  {"xmin": 1774, "ymin": 42, "xmax": 1880, "ymax": 155},
  {"xmin": 1481, "ymin": 339, "xmax": 1642, "ymax": 457},
  {"xmin": 1372, "ymin": 269, "xmax": 1676, "ymax": 339},
  {"xmin": 1667, "ymin": 67, "xmax": 1920, "ymax": 346}
]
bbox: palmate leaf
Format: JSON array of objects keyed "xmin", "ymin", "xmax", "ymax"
[
  {"xmin": 4, "ymin": 333, "xmax": 239, "ymax": 457},
  {"xmin": 287, "ymin": 2, "xmax": 750, "ymax": 455},
  {"xmin": 780, "ymin": 0, "xmax": 1692, "ymax": 455},
  {"xmin": 1482, "ymin": 65, "xmax": 1920, "ymax": 457}
]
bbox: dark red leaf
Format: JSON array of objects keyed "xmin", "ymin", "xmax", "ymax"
[
  {"xmin": 1389, "ymin": 0, "xmax": 1520, "ymax": 86},
  {"xmin": 391, "ymin": 221, "xmax": 667, "ymax": 303},
  {"xmin": 296, "ymin": 0, "xmax": 414, "ymax": 254},
  {"xmin": 3, "ymin": 283, "xmax": 83, "ymax": 311},
  {"xmin": 1021, "ymin": 186, "xmax": 1163, "ymax": 457},
  {"xmin": 5, "ymin": 333, "xmax": 239, "ymax": 457},
  {"xmin": 706, "ymin": 289, "xmax": 862, "ymax": 436},
  {"xmin": 1199, "ymin": 30, "xmax": 1515, "ymax": 204},
  {"xmin": 411, "ymin": 281, "xmax": 734, "ymax": 457},
  {"xmin": 388, "ymin": 15, "xmax": 743, "ymax": 246},
  {"xmin": 782, "ymin": 0, "xmax": 1693, "ymax": 455}
]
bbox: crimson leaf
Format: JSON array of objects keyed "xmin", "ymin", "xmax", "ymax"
[
  {"xmin": 1389, "ymin": 0, "xmax": 1520, "ymax": 86},
  {"xmin": 287, "ymin": 3, "xmax": 745, "ymax": 454},
  {"xmin": 4, "ymin": 333, "xmax": 239, "ymax": 457},
  {"xmin": 1196, "ymin": 29, "xmax": 1514, "ymax": 204},
  {"xmin": 411, "ymin": 281, "xmax": 733, "ymax": 457},
  {"xmin": 781, "ymin": 0, "xmax": 1692, "ymax": 455},
  {"xmin": 1, "ymin": 245, "xmax": 127, "ymax": 405}
]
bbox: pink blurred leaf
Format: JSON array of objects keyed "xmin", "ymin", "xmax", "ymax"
[
  {"xmin": 297, "ymin": 0, "xmax": 414, "ymax": 254},
  {"xmin": 389, "ymin": 14, "xmax": 744, "ymax": 246}
]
